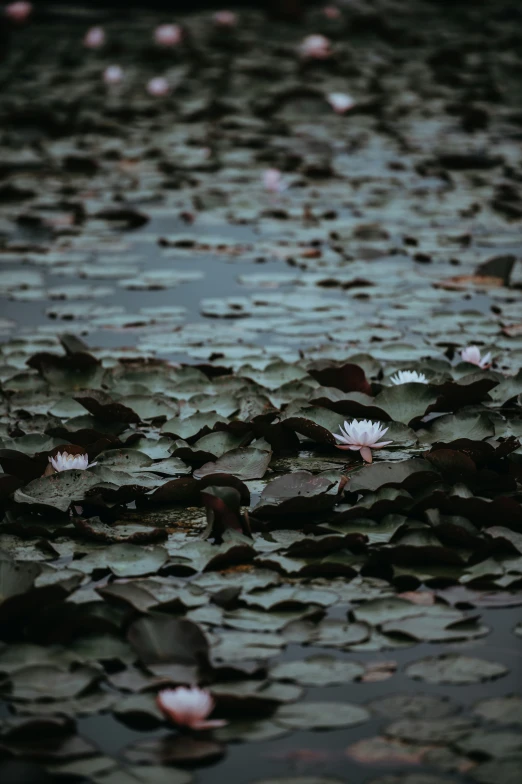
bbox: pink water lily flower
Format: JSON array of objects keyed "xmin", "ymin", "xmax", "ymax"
[
  {"xmin": 323, "ymin": 5, "xmax": 341, "ymax": 19},
  {"xmin": 334, "ymin": 419, "xmax": 392, "ymax": 463},
  {"xmin": 300, "ymin": 34, "xmax": 332, "ymax": 59},
  {"xmin": 5, "ymin": 1, "xmax": 32, "ymax": 22},
  {"xmin": 84, "ymin": 26, "xmax": 105, "ymax": 49},
  {"xmin": 327, "ymin": 92, "xmax": 356, "ymax": 114},
  {"xmin": 461, "ymin": 345, "xmax": 492, "ymax": 369},
  {"xmin": 49, "ymin": 451, "xmax": 97, "ymax": 472},
  {"xmin": 213, "ymin": 10, "xmax": 238, "ymax": 27},
  {"xmin": 157, "ymin": 687, "xmax": 226, "ymax": 730},
  {"xmin": 263, "ymin": 168, "xmax": 288, "ymax": 193},
  {"xmin": 154, "ymin": 23, "xmax": 183, "ymax": 47},
  {"xmin": 103, "ymin": 65, "xmax": 124, "ymax": 85},
  {"xmin": 147, "ymin": 76, "xmax": 170, "ymax": 96}
]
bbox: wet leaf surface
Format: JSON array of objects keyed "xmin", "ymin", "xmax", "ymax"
[
  {"xmin": 275, "ymin": 701, "xmax": 370, "ymax": 730},
  {"xmin": 406, "ymin": 655, "xmax": 508, "ymax": 685}
]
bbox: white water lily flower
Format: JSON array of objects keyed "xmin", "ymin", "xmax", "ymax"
[
  {"xmin": 334, "ymin": 419, "xmax": 392, "ymax": 463},
  {"xmin": 154, "ymin": 23, "xmax": 183, "ymax": 47},
  {"xmin": 327, "ymin": 92, "xmax": 356, "ymax": 114},
  {"xmin": 263, "ymin": 168, "xmax": 288, "ymax": 193},
  {"xmin": 461, "ymin": 345, "xmax": 492, "ymax": 369},
  {"xmin": 147, "ymin": 77, "xmax": 170, "ymax": 97},
  {"xmin": 103, "ymin": 65, "xmax": 124, "ymax": 85},
  {"xmin": 49, "ymin": 451, "xmax": 96, "ymax": 472},
  {"xmin": 157, "ymin": 687, "xmax": 226, "ymax": 730},
  {"xmin": 299, "ymin": 34, "xmax": 332, "ymax": 59},
  {"xmin": 390, "ymin": 370, "xmax": 428, "ymax": 385}
]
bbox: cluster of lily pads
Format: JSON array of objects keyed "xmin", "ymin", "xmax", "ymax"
[{"xmin": 0, "ymin": 331, "xmax": 521, "ymax": 778}]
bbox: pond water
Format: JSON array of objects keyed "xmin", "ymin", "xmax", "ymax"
[{"xmin": 1, "ymin": 3, "xmax": 521, "ymax": 784}]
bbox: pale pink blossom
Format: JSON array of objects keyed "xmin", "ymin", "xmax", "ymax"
[
  {"xmin": 263, "ymin": 168, "xmax": 288, "ymax": 194},
  {"xmin": 460, "ymin": 345, "xmax": 492, "ymax": 369},
  {"xmin": 84, "ymin": 26, "xmax": 105, "ymax": 49},
  {"xmin": 49, "ymin": 451, "xmax": 97, "ymax": 472},
  {"xmin": 334, "ymin": 419, "xmax": 392, "ymax": 463},
  {"xmin": 157, "ymin": 687, "xmax": 226, "ymax": 730},
  {"xmin": 327, "ymin": 92, "xmax": 356, "ymax": 114},
  {"xmin": 213, "ymin": 10, "xmax": 237, "ymax": 27},
  {"xmin": 103, "ymin": 65, "xmax": 124, "ymax": 85},
  {"xmin": 5, "ymin": 1, "xmax": 32, "ymax": 22},
  {"xmin": 323, "ymin": 5, "xmax": 341, "ymax": 19},
  {"xmin": 299, "ymin": 34, "xmax": 332, "ymax": 60},
  {"xmin": 154, "ymin": 23, "xmax": 183, "ymax": 47},
  {"xmin": 147, "ymin": 76, "xmax": 170, "ymax": 97}
]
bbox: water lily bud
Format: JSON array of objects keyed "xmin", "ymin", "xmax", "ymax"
[
  {"xmin": 461, "ymin": 345, "xmax": 492, "ymax": 369},
  {"xmin": 147, "ymin": 76, "xmax": 170, "ymax": 96},
  {"xmin": 327, "ymin": 92, "xmax": 356, "ymax": 114},
  {"xmin": 213, "ymin": 10, "xmax": 238, "ymax": 27},
  {"xmin": 154, "ymin": 23, "xmax": 183, "ymax": 47},
  {"xmin": 323, "ymin": 5, "xmax": 341, "ymax": 19},
  {"xmin": 103, "ymin": 65, "xmax": 124, "ymax": 85},
  {"xmin": 263, "ymin": 168, "xmax": 288, "ymax": 193},
  {"xmin": 299, "ymin": 34, "xmax": 332, "ymax": 59},
  {"xmin": 84, "ymin": 26, "xmax": 105, "ymax": 49},
  {"xmin": 5, "ymin": 1, "xmax": 32, "ymax": 22},
  {"xmin": 157, "ymin": 687, "xmax": 227, "ymax": 730}
]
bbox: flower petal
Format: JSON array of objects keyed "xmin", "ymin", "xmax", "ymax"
[{"xmin": 360, "ymin": 446, "xmax": 373, "ymax": 463}]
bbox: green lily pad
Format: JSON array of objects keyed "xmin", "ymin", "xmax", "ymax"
[
  {"xmin": 368, "ymin": 693, "xmax": 459, "ymax": 720},
  {"xmin": 70, "ymin": 544, "xmax": 168, "ymax": 578},
  {"xmin": 2, "ymin": 664, "xmax": 102, "ymax": 701},
  {"xmin": 375, "ymin": 384, "xmax": 438, "ymax": 425},
  {"xmin": 194, "ymin": 444, "xmax": 272, "ymax": 481},
  {"xmin": 421, "ymin": 412, "xmax": 495, "ymax": 443},
  {"xmin": 469, "ymin": 758, "xmax": 522, "ymax": 784},
  {"xmin": 275, "ymin": 701, "xmax": 370, "ymax": 730},
  {"xmin": 406, "ymin": 654, "xmax": 508, "ymax": 684},
  {"xmin": 215, "ymin": 719, "xmax": 289, "ymax": 743},
  {"xmin": 270, "ymin": 655, "xmax": 365, "ymax": 686},
  {"xmin": 473, "ymin": 696, "xmax": 522, "ymax": 724},
  {"xmin": 14, "ymin": 470, "xmax": 101, "ymax": 513}
]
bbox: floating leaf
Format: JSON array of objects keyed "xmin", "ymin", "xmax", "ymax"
[
  {"xmin": 124, "ymin": 736, "xmax": 225, "ymax": 766},
  {"xmin": 14, "ymin": 470, "xmax": 100, "ymax": 513},
  {"xmin": 2, "ymin": 664, "xmax": 102, "ymax": 701},
  {"xmin": 194, "ymin": 444, "xmax": 272, "ymax": 481},
  {"xmin": 472, "ymin": 696, "xmax": 522, "ymax": 725},
  {"xmin": 127, "ymin": 615, "xmax": 209, "ymax": 668},
  {"xmin": 406, "ymin": 654, "xmax": 508, "ymax": 684},
  {"xmin": 270, "ymin": 655, "xmax": 365, "ymax": 686},
  {"xmin": 275, "ymin": 701, "xmax": 370, "ymax": 730}
]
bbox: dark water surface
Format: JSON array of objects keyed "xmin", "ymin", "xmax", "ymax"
[{"xmin": 73, "ymin": 608, "xmax": 522, "ymax": 784}]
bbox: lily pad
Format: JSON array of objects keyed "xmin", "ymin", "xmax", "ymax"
[
  {"xmin": 14, "ymin": 470, "xmax": 101, "ymax": 513},
  {"xmin": 270, "ymin": 655, "xmax": 365, "ymax": 686},
  {"xmin": 275, "ymin": 701, "xmax": 370, "ymax": 730},
  {"xmin": 406, "ymin": 654, "xmax": 508, "ymax": 684}
]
